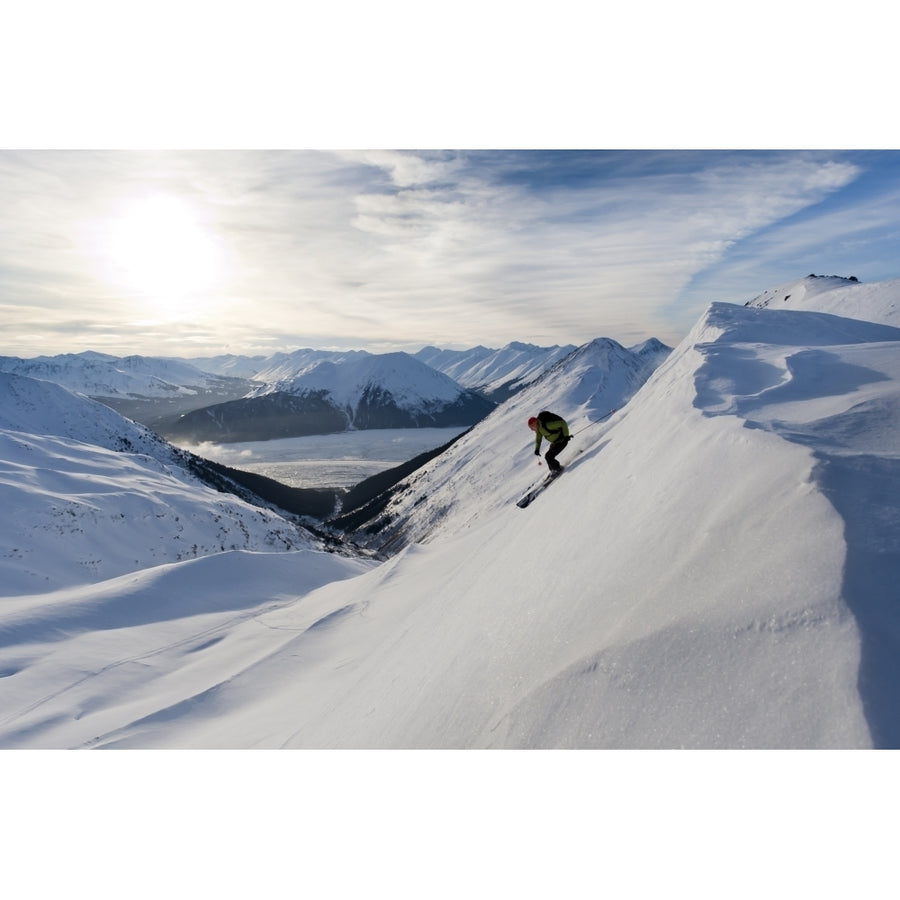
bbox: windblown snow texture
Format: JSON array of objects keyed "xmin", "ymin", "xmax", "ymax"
[{"xmin": 2, "ymin": 274, "xmax": 899, "ymax": 749}]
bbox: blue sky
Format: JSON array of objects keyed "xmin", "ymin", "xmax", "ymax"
[{"xmin": 1, "ymin": 148, "xmax": 899, "ymax": 358}]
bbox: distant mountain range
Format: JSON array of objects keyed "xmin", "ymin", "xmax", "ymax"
[
  {"xmin": 6, "ymin": 274, "xmax": 900, "ymax": 750},
  {"xmin": 413, "ymin": 341, "xmax": 578, "ymax": 401},
  {"xmin": 0, "ymin": 351, "xmax": 255, "ymax": 428},
  {"xmin": 1, "ymin": 337, "xmax": 673, "ymax": 444}
]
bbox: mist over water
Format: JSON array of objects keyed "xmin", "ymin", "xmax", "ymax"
[{"xmin": 176, "ymin": 427, "xmax": 468, "ymax": 489}]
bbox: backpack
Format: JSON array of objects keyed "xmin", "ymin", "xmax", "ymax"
[{"xmin": 537, "ymin": 411, "xmax": 565, "ymax": 439}]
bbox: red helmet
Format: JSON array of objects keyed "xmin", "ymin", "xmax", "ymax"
[{"xmin": 527, "ymin": 416, "xmax": 538, "ymax": 430}]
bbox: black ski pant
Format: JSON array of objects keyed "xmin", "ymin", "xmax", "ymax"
[{"xmin": 544, "ymin": 437, "xmax": 569, "ymax": 472}]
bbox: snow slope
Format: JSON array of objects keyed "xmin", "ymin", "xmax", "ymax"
[
  {"xmin": 0, "ymin": 373, "xmax": 323, "ymax": 594},
  {"xmin": 746, "ymin": 273, "xmax": 898, "ymax": 326},
  {"xmin": 3, "ymin": 276, "xmax": 899, "ymax": 750},
  {"xmin": 341, "ymin": 335, "xmax": 665, "ymax": 551}
]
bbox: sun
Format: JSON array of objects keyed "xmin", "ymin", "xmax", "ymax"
[{"xmin": 104, "ymin": 195, "xmax": 223, "ymax": 313}]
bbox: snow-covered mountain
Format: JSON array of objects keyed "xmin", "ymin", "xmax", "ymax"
[
  {"xmin": 2, "ymin": 342, "xmax": 628, "ymax": 444},
  {"xmin": 248, "ymin": 347, "xmax": 372, "ymax": 385},
  {"xmin": 0, "ymin": 350, "xmax": 252, "ymax": 400},
  {"xmin": 185, "ymin": 352, "xmax": 270, "ymax": 379},
  {"xmin": 331, "ymin": 335, "xmax": 669, "ymax": 550},
  {"xmin": 161, "ymin": 351, "xmax": 496, "ymax": 443},
  {"xmin": 0, "ymin": 372, "xmax": 328, "ymax": 595},
  {"xmin": 2, "ymin": 274, "xmax": 899, "ymax": 750},
  {"xmin": 414, "ymin": 340, "xmax": 578, "ymax": 399},
  {"xmin": 0, "ymin": 350, "xmax": 257, "ymax": 431}
]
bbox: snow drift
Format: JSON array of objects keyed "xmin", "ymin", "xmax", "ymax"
[
  {"xmin": 746, "ymin": 272, "xmax": 898, "ymax": 326},
  {"xmin": 1, "ymin": 275, "xmax": 899, "ymax": 748}
]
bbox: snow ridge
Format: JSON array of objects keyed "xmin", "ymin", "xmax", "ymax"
[
  {"xmin": 745, "ymin": 273, "xmax": 898, "ymax": 327},
  {"xmin": 2, "ymin": 277, "xmax": 900, "ymax": 750}
]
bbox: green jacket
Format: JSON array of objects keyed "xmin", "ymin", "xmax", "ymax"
[{"xmin": 533, "ymin": 412, "xmax": 569, "ymax": 452}]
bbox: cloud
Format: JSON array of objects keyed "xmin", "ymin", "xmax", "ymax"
[
  {"xmin": 0, "ymin": 149, "xmax": 886, "ymax": 357},
  {"xmin": 336, "ymin": 149, "xmax": 464, "ymax": 188}
]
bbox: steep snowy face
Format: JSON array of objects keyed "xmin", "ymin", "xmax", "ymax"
[
  {"xmin": 340, "ymin": 335, "xmax": 669, "ymax": 549},
  {"xmin": 261, "ymin": 296, "xmax": 898, "ymax": 750},
  {"xmin": 541, "ymin": 337, "xmax": 666, "ymax": 415}
]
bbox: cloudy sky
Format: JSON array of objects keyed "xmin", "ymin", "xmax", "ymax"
[
  {"xmin": 2, "ymin": 148, "xmax": 899, "ymax": 359},
  {"xmin": 2, "ymin": 1, "xmax": 898, "ymax": 361}
]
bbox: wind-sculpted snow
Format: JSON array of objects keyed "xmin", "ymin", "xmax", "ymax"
[
  {"xmin": 0, "ymin": 551, "xmax": 373, "ymax": 749},
  {"xmin": 746, "ymin": 273, "xmax": 898, "ymax": 327},
  {"xmin": 2, "ymin": 279, "xmax": 900, "ymax": 748},
  {"xmin": 692, "ymin": 302, "xmax": 900, "ymax": 747}
]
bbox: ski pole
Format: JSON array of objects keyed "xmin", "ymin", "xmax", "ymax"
[{"xmin": 570, "ymin": 407, "xmax": 617, "ymax": 436}]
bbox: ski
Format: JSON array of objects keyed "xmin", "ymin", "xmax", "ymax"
[{"xmin": 516, "ymin": 469, "xmax": 563, "ymax": 508}]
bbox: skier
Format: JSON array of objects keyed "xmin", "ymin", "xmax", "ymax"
[{"xmin": 528, "ymin": 411, "xmax": 571, "ymax": 475}]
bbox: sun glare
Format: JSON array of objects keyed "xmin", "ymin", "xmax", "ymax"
[{"xmin": 104, "ymin": 195, "xmax": 223, "ymax": 313}]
